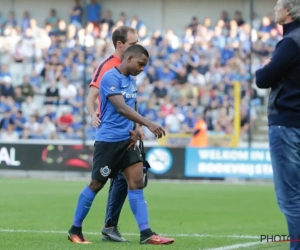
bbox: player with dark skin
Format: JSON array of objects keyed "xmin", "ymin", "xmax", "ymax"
[
  {"xmin": 68, "ymin": 44, "xmax": 174, "ymax": 245},
  {"xmin": 89, "ymin": 49, "xmax": 164, "ymax": 193},
  {"xmin": 84, "ymin": 26, "xmax": 145, "ymax": 242}
]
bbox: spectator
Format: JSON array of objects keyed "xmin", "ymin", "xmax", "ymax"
[
  {"xmin": 29, "ymin": 70, "xmax": 41, "ymax": 92},
  {"xmin": 5, "ymin": 11, "xmax": 18, "ymax": 28},
  {"xmin": 45, "ymin": 54, "xmax": 63, "ymax": 81},
  {"xmin": 0, "ymin": 96, "xmax": 10, "ymax": 113},
  {"xmin": 144, "ymin": 101, "xmax": 157, "ymax": 122},
  {"xmin": 187, "ymin": 68, "xmax": 206, "ymax": 86},
  {"xmin": 181, "ymin": 83, "xmax": 199, "ymax": 102},
  {"xmin": 45, "ymin": 9, "xmax": 59, "ymax": 33},
  {"xmin": 165, "ymin": 108, "xmax": 184, "ymax": 134},
  {"xmin": 100, "ymin": 10, "xmax": 114, "ymax": 31},
  {"xmin": 34, "ymin": 57, "xmax": 45, "ymax": 76},
  {"xmin": 0, "ymin": 77, "xmax": 15, "ymax": 98},
  {"xmin": 21, "ymin": 96, "xmax": 37, "ymax": 117},
  {"xmin": 182, "ymin": 110, "xmax": 196, "ymax": 133},
  {"xmin": 40, "ymin": 105, "xmax": 56, "ymax": 123},
  {"xmin": 59, "ymin": 78, "xmax": 77, "ymax": 105},
  {"xmin": 234, "ymin": 10, "xmax": 245, "ymax": 26},
  {"xmin": 58, "ymin": 109, "xmax": 73, "ymax": 132},
  {"xmin": 1, "ymin": 123, "xmax": 19, "ymax": 141},
  {"xmin": 137, "ymin": 84, "xmax": 151, "ymax": 115},
  {"xmin": 44, "ymin": 80, "xmax": 59, "ymax": 105},
  {"xmin": 70, "ymin": 87, "xmax": 84, "ymax": 115},
  {"xmin": 86, "ymin": 0, "xmax": 101, "ymax": 25},
  {"xmin": 116, "ymin": 12, "xmax": 130, "ymax": 26},
  {"xmin": 70, "ymin": 0, "xmax": 84, "ymax": 28},
  {"xmin": 14, "ymin": 87, "xmax": 25, "ymax": 105},
  {"xmin": 0, "ymin": 65, "xmax": 12, "ymax": 82},
  {"xmin": 188, "ymin": 16, "xmax": 199, "ymax": 35},
  {"xmin": 19, "ymin": 75, "xmax": 34, "ymax": 98},
  {"xmin": 12, "ymin": 110, "xmax": 26, "ymax": 134},
  {"xmin": 153, "ymin": 81, "xmax": 167, "ymax": 100},
  {"xmin": 63, "ymin": 126, "xmax": 81, "ymax": 139},
  {"xmin": 130, "ymin": 15, "xmax": 144, "ymax": 31},
  {"xmin": 21, "ymin": 11, "xmax": 31, "ymax": 33},
  {"xmin": 40, "ymin": 115, "xmax": 56, "ymax": 138},
  {"xmin": 24, "ymin": 115, "xmax": 40, "ymax": 136},
  {"xmin": 30, "ymin": 126, "xmax": 47, "ymax": 139},
  {"xmin": 0, "ymin": 111, "xmax": 13, "ymax": 130}
]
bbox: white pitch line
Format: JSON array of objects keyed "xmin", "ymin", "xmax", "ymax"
[
  {"xmin": 204, "ymin": 241, "xmax": 264, "ymax": 250},
  {"xmin": 0, "ymin": 229, "xmax": 260, "ymax": 239}
]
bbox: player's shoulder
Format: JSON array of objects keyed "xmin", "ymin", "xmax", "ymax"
[
  {"xmin": 102, "ymin": 68, "xmax": 121, "ymax": 83},
  {"xmin": 96, "ymin": 55, "xmax": 119, "ymax": 73},
  {"xmin": 102, "ymin": 55, "xmax": 119, "ymax": 68},
  {"xmin": 90, "ymin": 55, "xmax": 118, "ymax": 86},
  {"xmin": 103, "ymin": 67, "xmax": 120, "ymax": 77}
]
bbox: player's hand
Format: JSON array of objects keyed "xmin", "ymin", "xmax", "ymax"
[
  {"xmin": 147, "ymin": 122, "xmax": 165, "ymax": 139},
  {"xmin": 92, "ymin": 112, "xmax": 101, "ymax": 128},
  {"xmin": 127, "ymin": 130, "xmax": 140, "ymax": 150},
  {"xmin": 263, "ymin": 58, "xmax": 271, "ymax": 66}
]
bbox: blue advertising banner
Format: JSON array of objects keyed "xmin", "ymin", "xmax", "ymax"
[{"xmin": 184, "ymin": 147, "xmax": 273, "ymax": 179}]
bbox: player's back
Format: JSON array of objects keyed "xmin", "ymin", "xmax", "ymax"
[{"xmin": 95, "ymin": 68, "xmax": 137, "ymax": 142}]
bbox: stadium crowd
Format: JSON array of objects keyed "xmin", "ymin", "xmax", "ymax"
[{"xmin": 0, "ymin": 0, "xmax": 282, "ymax": 142}]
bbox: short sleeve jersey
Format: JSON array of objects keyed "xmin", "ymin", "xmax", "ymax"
[{"xmin": 95, "ymin": 68, "xmax": 137, "ymax": 142}]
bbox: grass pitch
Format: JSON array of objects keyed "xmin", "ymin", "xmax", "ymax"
[{"xmin": 0, "ymin": 178, "xmax": 289, "ymax": 249}]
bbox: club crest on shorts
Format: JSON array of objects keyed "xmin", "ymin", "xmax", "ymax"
[{"xmin": 100, "ymin": 166, "xmax": 111, "ymax": 177}]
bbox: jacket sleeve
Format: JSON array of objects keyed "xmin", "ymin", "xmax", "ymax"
[{"xmin": 255, "ymin": 38, "xmax": 300, "ymax": 89}]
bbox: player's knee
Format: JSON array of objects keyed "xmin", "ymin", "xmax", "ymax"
[
  {"xmin": 127, "ymin": 176, "xmax": 144, "ymax": 190},
  {"xmin": 89, "ymin": 179, "xmax": 106, "ymax": 193}
]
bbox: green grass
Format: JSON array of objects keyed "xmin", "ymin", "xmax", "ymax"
[{"xmin": 0, "ymin": 179, "xmax": 290, "ymax": 249}]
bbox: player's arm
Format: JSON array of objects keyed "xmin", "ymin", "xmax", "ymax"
[
  {"xmin": 109, "ymin": 95, "xmax": 150, "ymax": 127},
  {"xmin": 110, "ymin": 95, "xmax": 164, "ymax": 137},
  {"xmin": 86, "ymin": 86, "xmax": 100, "ymax": 128},
  {"xmin": 134, "ymin": 101, "xmax": 145, "ymax": 140},
  {"xmin": 101, "ymin": 72, "xmax": 150, "ymax": 126},
  {"xmin": 102, "ymin": 73, "xmax": 165, "ymax": 138},
  {"xmin": 133, "ymin": 101, "xmax": 142, "ymax": 130}
]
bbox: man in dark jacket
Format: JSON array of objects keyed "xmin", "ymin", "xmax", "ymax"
[{"xmin": 255, "ymin": 1, "xmax": 300, "ymax": 249}]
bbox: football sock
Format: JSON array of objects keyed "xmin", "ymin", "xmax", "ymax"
[
  {"xmin": 140, "ymin": 228, "xmax": 153, "ymax": 238},
  {"xmin": 72, "ymin": 186, "xmax": 96, "ymax": 228},
  {"xmin": 128, "ymin": 189, "xmax": 151, "ymax": 233}
]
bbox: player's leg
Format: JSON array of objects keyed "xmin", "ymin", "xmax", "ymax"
[
  {"xmin": 122, "ymin": 146, "xmax": 175, "ymax": 245},
  {"xmin": 68, "ymin": 142, "xmax": 113, "ymax": 244},
  {"xmin": 104, "ymin": 172, "xmax": 128, "ymax": 228},
  {"xmin": 101, "ymin": 172, "xmax": 129, "ymax": 242},
  {"xmin": 68, "ymin": 179, "xmax": 106, "ymax": 244}
]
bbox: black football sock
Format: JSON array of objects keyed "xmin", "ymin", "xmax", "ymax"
[
  {"xmin": 69, "ymin": 225, "xmax": 82, "ymax": 234},
  {"xmin": 140, "ymin": 228, "xmax": 153, "ymax": 240}
]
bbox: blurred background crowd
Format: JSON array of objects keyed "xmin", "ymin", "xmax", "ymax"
[{"xmin": 0, "ymin": 0, "xmax": 281, "ymax": 142}]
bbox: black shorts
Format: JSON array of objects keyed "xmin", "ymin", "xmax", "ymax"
[{"xmin": 92, "ymin": 139, "xmax": 143, "ymax": 183}]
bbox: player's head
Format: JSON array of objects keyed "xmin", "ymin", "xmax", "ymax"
[
  {"xmin": 112, "ymin": 26, "xmax": 138, "ymax": 56},
  {"xmin": 123, "ymin": 44, "xmax": 149, "ymax": 76}
]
